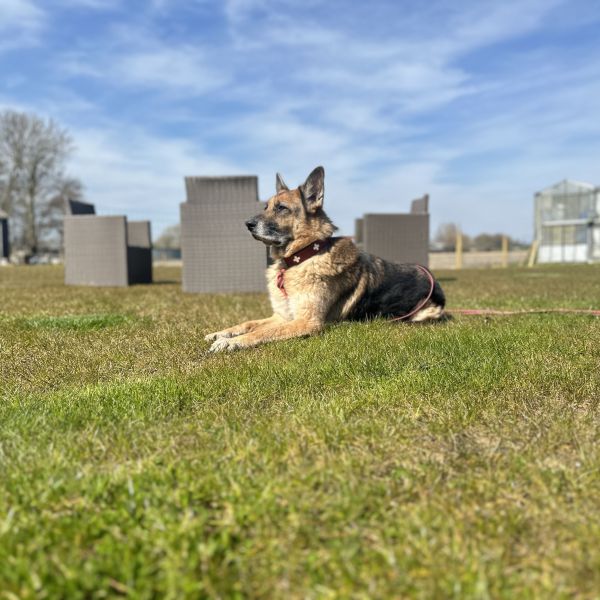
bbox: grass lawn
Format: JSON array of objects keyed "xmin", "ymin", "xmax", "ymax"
[{"xmin": 1, "ymin": 263, "xmax": 599, "ymax": 599}]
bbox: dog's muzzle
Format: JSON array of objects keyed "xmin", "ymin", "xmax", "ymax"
[{"xmin": 245, "ymin": 217, "xmax": 288, "ymax": 246}]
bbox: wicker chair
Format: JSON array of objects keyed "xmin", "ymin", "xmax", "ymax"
[
  {"xmin": 63, "ymin": 200, "xmax": 152, "ymax": 286},
  {"xmin": 65, "ymin": 199, "xmax": 96, "ymax": 215},
  {"xmin": 0, "ymin": 210, "xmax": 9, "ymax": 260},
  {"xmin": 356, "ymin": 194, "xmax": 430, "ymax": 266},
  {"xmin": 410, "ymin": 194, "xmax": 429, "ymax": 215},
  {"xmin": 180, "ymin": 176, "xmax": 267, "ymax": 293}
]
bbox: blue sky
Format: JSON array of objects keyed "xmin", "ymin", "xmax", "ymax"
[{"xmin": 1, "ymin": 0, "xmax": 600, "ymax": 241}]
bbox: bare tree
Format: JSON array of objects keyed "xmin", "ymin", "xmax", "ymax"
[
  {"xmin": 0, "ymin": 114, "xmax": 26, "ymax": 216},
  {"xmin": 472, "ymin": 233, "xmax": 504, "ymax": 252},
  {"xmin": 0, "ymin": 110, "xmax": 82, "ymax": 254},
  {"xmin": 433, "ymin": 222, "xmax": 471, "ymax": 251},
  {"xmin": 44, "ymin": 177, "xmax": 85, "ymax": 250},
  {"xmin": 155, "ymin": 224, "xmax": 181, "ymax": 249}
]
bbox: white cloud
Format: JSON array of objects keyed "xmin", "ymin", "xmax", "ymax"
[
  {"xmin": 67, "ymin": 125, "xmax": 241, "ymax": 236},
  {"xmin": 54, "ymin": 0, "xmax": 120, "ymax": 10},
  {"xmin": 214, "ymin": 0, "xmax": 562, "ymax": 143},
  {"xmin": 114, "ymin": 46, "xmax": 229, "ymax": 95},
  {"xmin": 0, "ymin": 0, "xmax": 43, "ymax": 28},
  {"xmin": 0, "ymin": 0, "xmax": 45, "ymax": 50},
  {"xmin": 58, "ymin": 30, "xmax": 230, "ymax": 96},
  {"xmin": 435, "ymin": 0, "xmax": 562, "ymax": 54}
]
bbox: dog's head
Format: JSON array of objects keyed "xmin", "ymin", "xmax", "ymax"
[{"xmin": 245, "ymin": 166, "xmax": 334, "ymax": 251}]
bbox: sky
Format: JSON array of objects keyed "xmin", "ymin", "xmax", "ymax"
[{"xmin": 1, "ymin": 0, "xmax": 600, "ymax": 242}]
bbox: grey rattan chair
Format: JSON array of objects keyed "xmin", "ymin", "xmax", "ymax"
[
  {"xmin": 180, "ymin": 176, "xmax": 267, "ymax": 293},
  {"xmin": 356, "ymin": 194, "xmax": 430, "ymax": 266},
  {"xmin": 354, "ymin": 217, "xmax": 364, "ymax": 248},
  {"xmin": 65, "ymin": 199, "xmax": 96, "ymax": 215},
  {"xmin": 0, "ymin": 210, "xmax": 9, "ymax": 259},
  {"xmin": 410, "ymin": 194, "xmax": 429, "ymax": 215},
  {"xmin": 64, "ymin": 201, "xmax": 152, "ymax": 286},
  {"xmin": 126, "ymin": 221, "xmax": 153, "ymax": 284}
]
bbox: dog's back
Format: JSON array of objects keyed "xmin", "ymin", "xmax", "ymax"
[
  {"xmin": 347, "ymin": 251, "xmax": 445, "ymax": 322},
  {"xmin": 304, "ymin": 238, "xmax": 445, "ymax": 324}
]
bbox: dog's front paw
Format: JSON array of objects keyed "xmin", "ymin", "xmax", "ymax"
[
  {"xmin": 204, "ymin": 330, "xmax": 235, "ymax": 342},
  {"xmin": 208, "ymin": 337, "xmax": 243, "ymax": 353}
]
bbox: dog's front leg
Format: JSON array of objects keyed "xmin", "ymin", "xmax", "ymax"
[
  {"xmin": 204, "ymin": 314, "xmax": 285, "ymax": 342},
  {"xmin": 208, "ymin": 318, "xmax": 323, "ymax": 353}
]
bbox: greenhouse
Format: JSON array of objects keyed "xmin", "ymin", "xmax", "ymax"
[{"xmin": 534, "ymin": 180, "xmax": 600, "ymax": 263}]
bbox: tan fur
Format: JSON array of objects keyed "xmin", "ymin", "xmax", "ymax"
[{"xmin": 206, "ymin": 168, "xmax": 444, "ymax": 352}]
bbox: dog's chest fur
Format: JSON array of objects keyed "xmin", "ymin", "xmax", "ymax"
[
  {"xmin": 266, "ymin": 261, "xmax": 321, "ymax": 321},
  {"xmin": 267, "ymin": 239, "xmax": 362, "ymax": 321}
]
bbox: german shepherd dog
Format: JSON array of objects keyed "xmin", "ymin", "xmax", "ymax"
[{"xmin": 206, "ymin": 166, "xmax": 446, "ymax": 352}]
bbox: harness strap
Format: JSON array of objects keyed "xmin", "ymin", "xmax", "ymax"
[{"xmin": 276, "ymin": 268, "xmax": 287, "ymax": 297}]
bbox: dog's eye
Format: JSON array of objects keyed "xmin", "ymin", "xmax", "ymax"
[{"xmin": 276, "ymin": 204, "xmax": 289, "ymax": 213}]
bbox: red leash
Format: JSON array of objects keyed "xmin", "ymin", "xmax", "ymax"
[{"xmin": 452, "ymin": 308, "xmax": 600, "ymax": 317}]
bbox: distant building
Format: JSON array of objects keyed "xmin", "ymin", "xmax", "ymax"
[{"xmin": 534, "ymin": 180, "xmax": 600, "ymax": 263}]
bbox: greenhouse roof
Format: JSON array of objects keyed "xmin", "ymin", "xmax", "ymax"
[{"xmin": 536, "ymin": 179, "xmax": 596, "ymax": 196}]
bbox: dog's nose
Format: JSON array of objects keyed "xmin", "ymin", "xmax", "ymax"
[{"xmin": 245, "ymin": 217, "xmax": 258, "ymax": 231}]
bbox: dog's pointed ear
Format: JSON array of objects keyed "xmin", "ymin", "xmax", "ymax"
[
  {"xmin": 275, "ymin": 172, "xmax": 289, "ymax": 193},
  {"xmin": 300, "ymin": 166, "xmax": 324, "ymax": 212}
]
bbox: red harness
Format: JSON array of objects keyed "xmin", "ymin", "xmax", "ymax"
[
  {"xmin": 276, "ymin": 269, "xmax": 288, "ymax": 297},
  {"xmin": 276, "ymin": 238, "xmax": 335, "ymax": 298}
]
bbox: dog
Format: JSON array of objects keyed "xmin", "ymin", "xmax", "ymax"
[{"xmin": 206, "ymin": 166, "xmax": 446, "ymax": 352}]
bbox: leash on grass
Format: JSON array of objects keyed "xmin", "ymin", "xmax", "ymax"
[
  {"xmin": 451, "ymin": 308, "xmax": 600, "ymax": 317},
  {"xmin": 390, "ymin": 265, "xmax": 600, "ymax": 321}
]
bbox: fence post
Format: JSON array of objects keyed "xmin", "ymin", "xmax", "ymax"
[
  {"xmin": 527, "ymin": 239, "xmax": 539, "ymax": 268},
  {"xmin": 455, "ymin": 228, "xmax": 463, "ymax": 270},
  {"xmin": 501, "ymin": 235, "xmax": 509, "ymax": 268}
]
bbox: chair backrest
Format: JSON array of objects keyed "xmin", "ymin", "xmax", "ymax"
[
  {"xmin": 126, "ymin": 221, "xmax": 153, "ymax": 284},
  {"xmin": 181, "ymin": 175, "xmax": 266, "ymax": 293},
  {"xmin": 0, "ymin": 211, "xmax": 9, "ymax": 259},
  {"xmin": 65, "ymin": 198, "xmax": 96, "ymax": 215},
  {"xmin": 184, "ymin": 176, "xmax": 259, "ymax": 205},
  {"xmin": 354, "ymin": 218, "xmax": 364, "ymax": 245},
  {"xmin": 410, "ymin": 194, "xmax": 429, "ymax": 214},
  {"xmin": 64, "ymin": 215, "xmax": 129, "ymax": 286},
  {"xmin": 127, "ymin": 221, "xmax": 152, "ymax": 248},
  {"xmin": 362, "ymin": 213, "xmax": 429, "ymax": 266}
]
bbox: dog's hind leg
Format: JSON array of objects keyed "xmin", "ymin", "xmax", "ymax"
[
  {"xmin": 204, "ymin": 314, "xmax": 285, "ymax": 342},
  {"xmin": 410, "ymin": 304, "xmax": 446, "ymax": 323}
]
